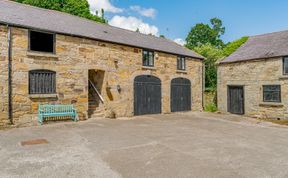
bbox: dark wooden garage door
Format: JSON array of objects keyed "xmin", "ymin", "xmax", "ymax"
[
  {"xmin": 171, "ymin": 78, "xmax": 191, "ymax": 112},
  {"xmin": 134, "ymin": 75, "xmax": 161, "ymax": 116},
  {"xmin": 228, "ymin": 86, "xmax": 244, "ymax": 115}
]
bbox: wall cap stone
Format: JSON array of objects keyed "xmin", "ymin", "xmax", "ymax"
[
  {"xmin": 29, "ymin": 94, "xmax": 58, "ymax": 99},
  {"xmin": 259, "ymin": 102, "xmax": 284, "ymax": 107}
]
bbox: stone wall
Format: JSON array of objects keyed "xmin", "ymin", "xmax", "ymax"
[
  {"xmin": 217, "ymin": 58, "xmax": 288, "ymax": 119},
  {"xmin": 0, "ymin": 25, "xmax": 203, "ymax": 126},
  {"xmin": 0, "ymin": 26, "xmax": 9, "ymax": 126}
]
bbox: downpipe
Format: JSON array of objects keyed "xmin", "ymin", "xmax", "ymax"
[{"xmin": 7, "ymin": 25, "xmax": 13, "ymax": 124}]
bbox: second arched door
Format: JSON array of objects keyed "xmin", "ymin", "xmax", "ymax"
[{"xmin": 171, "ymin": 78, "xmax": 191, "ymax": 112}]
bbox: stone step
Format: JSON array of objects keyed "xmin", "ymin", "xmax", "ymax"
[{"xmin": 90, "ymin": 113, "xmax": 105, "ymax": 118}]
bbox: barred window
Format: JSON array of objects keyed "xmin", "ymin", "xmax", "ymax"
[
  {"xmin": 177, "ymin": 56, "xmax": 186, "ymax": 70},
  {"xmin": 143, "ymin": 49, "xmax": 154, "ymax": 67},
  {"xmin": 263, "ymin": 85, "xmax": 281, "ymax": 102},
  {"xmin": 29, "ymin": 70, "xmax": 56, "ymax": 94}
]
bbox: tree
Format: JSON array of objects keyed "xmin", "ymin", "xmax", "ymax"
[
  {"xmin": 223, "ymin": 36, "xmax": 248, "ymax": 57},
  {"xmin": 193, "ymin": 44, "xmax": 224, "ymax": 90},
  {"xmin": 185, "ymin": 18, "xmax": 225, "ymax": 49},
  {"xmin": 14, "ymin": 0, "xmax": 107, "ymax": 23}
]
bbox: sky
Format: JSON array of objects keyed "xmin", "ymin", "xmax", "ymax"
[{"xmin": 88, "ymin": 0, "xmax": 288, "ymax": 45}]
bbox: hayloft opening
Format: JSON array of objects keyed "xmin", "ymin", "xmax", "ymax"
[{"xmin": 29, "ymin": 30, "xmax": 55, "ymax": 53}]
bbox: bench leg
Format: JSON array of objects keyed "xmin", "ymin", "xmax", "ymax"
[{"xmin": 38, "ymin": 115, "xmax": 43, "ymax": 125}]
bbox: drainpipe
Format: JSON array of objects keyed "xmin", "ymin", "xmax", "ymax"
[
  {"xmin": 7, "ymin": 25, "xmax": 13, "ymax": 124},
  {"xmin": 202, "ymin": 61, "xmax": 205, "ymax": 109}
]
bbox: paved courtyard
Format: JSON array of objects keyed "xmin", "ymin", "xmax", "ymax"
[{"xmin": 1, "ymin": 112, "xmax": 288, "ymax": 178}]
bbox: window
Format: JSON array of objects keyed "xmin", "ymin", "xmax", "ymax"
[
  {"xmin": 29, "ymin": 30, "xmax": 55, "ymax": 53},
  {"xmin": 177, "ymin": 56, "xmax": 186, "ymax": 70},
  {"xmin": 29, "ymin": 70, "xmax": 56, "ymax": 94},
  {"xmin": 283, "ymin": 57, "xmax": 288, "ymax": 75},
  {"xmin": 263, "ymin": 85, "xmax": 281, "ymax": 102},
  {"xmin": 142, "ymin": 49, "xmax": 154, "ymax": 67}
]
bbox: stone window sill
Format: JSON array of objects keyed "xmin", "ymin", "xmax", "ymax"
[
  {"xmin": 29, "ymin": 94, "xmax": 58, "ymax": 99},
  {"xmin": 279, "ymin": 75, "xmax": 288, "ymax": 80},
  {"xmin": 27, "ymin": 51, "xmax": 58, "ymax": 58},
  {"xmin": 176, "ymin": 70, "xmax": 188, "ymax": 74},
  {"xmin": 142, "ymin": 66, "xmax": 157, "ymax": 70},
  {"xmin": 259, "ymin": 102, "xmax": 284, "ymax": 107}
]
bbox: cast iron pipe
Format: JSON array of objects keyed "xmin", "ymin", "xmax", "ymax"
[{"xmin": 7, "ymin": 25, "xmax": 13, "ymax": 124}]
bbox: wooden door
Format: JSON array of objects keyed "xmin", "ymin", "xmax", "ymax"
[{"xmin": 228, "ymin": 86, "xmax": 244, "ymax": 115}]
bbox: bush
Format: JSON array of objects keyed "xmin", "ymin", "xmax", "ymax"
[{"xmin": 204, "ymin": 103, "xmax": 217, "ymax": 112}]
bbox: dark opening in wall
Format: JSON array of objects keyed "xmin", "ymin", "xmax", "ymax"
[{"xmin": 29, "ymin": 31, "xmax": 55, "ymax": 53}]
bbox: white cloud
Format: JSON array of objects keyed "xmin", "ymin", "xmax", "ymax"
[
  {"xmin": 88, "ymin": 0, "xmax": 123, "ymax": 14},
  {"xmin": 109, "ymin": 16, "xmax": 159, "ymax": 36},
  {"xmin": 130, "ymin": 6, "xmax": 156, "ymax": 18},
  {"xmin": 174, "ymin": 38, "xmax": 186, "ymax": 46}
]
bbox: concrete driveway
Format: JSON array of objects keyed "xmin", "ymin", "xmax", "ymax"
[{"xmin": 1, "ymin": 112, "xmax": 288, "ymax": 178}]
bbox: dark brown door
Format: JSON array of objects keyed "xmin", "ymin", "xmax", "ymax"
[
  {"xmin": 134, "ymin": 75, "xmax": 161, "ymax": 116},
  {"xmin": 228, "ymin": 86, "xmax": 244, "ymax": 115},
  {"xmin": 171, "ymin": 78, "xmax": 191, "ymax": 112}
]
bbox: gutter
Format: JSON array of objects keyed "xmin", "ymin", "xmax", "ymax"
[{"xmin": 7, "ymin": 25, "xmax": 13, "ymax": 124}]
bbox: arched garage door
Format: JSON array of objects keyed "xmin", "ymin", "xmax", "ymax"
[
  {"xmin": 171, "ymin": 78, "xmax": 191, "ymax": 112},
  {"xmin": 134, "ymin": 75, "xmax": 161, "ymax": 116}
]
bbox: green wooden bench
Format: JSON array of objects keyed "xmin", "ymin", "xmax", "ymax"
[{"xmin": 38, "ymin": 104, "xmax": 78, "ymax": 125}]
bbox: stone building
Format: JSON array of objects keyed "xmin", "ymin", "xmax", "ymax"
[
  {"xmin": 0, "ymin": 1, "xmax": 204, "ymax": 126},
  {"xmin": 218, "ymin": 30, "xmax": 288, "ymax": 120}
]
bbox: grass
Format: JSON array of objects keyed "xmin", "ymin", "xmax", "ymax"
[{"xmin": 204, "ymin": 103, "xmax": 218, "ymax": 112}]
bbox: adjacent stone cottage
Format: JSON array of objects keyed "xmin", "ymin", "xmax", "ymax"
[
  {"xmin": 0, "ymin": 0, "xmax": 204, "ymax": 126},
  {"xmin": 218, "ymin": 30, "xmax": 288, "ymax": 119}
]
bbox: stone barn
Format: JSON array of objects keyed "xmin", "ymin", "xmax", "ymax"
[
  {"xmin": 218, "ymin": 30, "xmax": 288, "ymax": 120},
  {"xmin": 0, "ymin": 1, "xmax": 204, "ymax": 126}
]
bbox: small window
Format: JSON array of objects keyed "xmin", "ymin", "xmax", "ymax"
[
  {"xmin": 29, "ymin": 31, "xmax": 55, "ymax": 53},
  {"xmin": 143, "ymin": 49, "xmax": 154, "ymax": 67},
  {"xmin": 263, "ymin": 85, "xmax": 281, "ymax": 102},
  {"xmin": 29, "ymin": 70, "xmax": 56, "ymax": 94},
  {"xmin": 177, "ymin": 56, "xmax": 186, "ymax": 70},
  {"xmin": 283, "ymin": 57, "xmax": 288, "ymax": 75}
]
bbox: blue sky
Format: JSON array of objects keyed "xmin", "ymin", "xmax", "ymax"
[{"xmin": 89, "ymin": 0, "xmax": 288, "ymax": 44}]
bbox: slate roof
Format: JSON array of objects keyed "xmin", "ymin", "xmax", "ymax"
[
  {"xmin": 221, "ymin": 30, "xmax": 288, "ymax": 63},
  {"xmin": 0, "ymin": 0, "xmax": 203, "ymax": 59}
]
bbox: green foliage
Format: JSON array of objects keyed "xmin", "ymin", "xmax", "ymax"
[
  {"xmin": 14, "ymin": 0, "xmax": 107, "ymax": 23},
  {"xmin": 185, "ymin": 18, "xmax": 225, "ymax": 49},
  {"xmin": 223, "ymin": 36, "xmax": 249, "ymax": 56},
  {"xmin": 194, "ymin": 44, "xmax": 224, "ymax": 89},
  {"xmin": 204, "ymin": 103, "xmax": 217, "ymax": 112}
]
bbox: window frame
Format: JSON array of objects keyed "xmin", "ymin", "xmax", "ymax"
[
  {"xmin": 29, "ymin": 69, "xmax": 57, "ymax": 95},
  {"xmin": 262, "ymin": 85, "xmax": 281, "ymax": 103},
  {"xmin": 283, "ymin": 56, "xmax": 288, "ymax": 75},
  {"xmin": 28, "ymin": 30, "xmax": 56, "ymax": 54},
  {"xmin": 142, "ymin": 49, "xmax": 154, "ymax": 67},
  {"xmin": 177, "ymin": 56, "xmax": 186, "ymax": 70}
]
